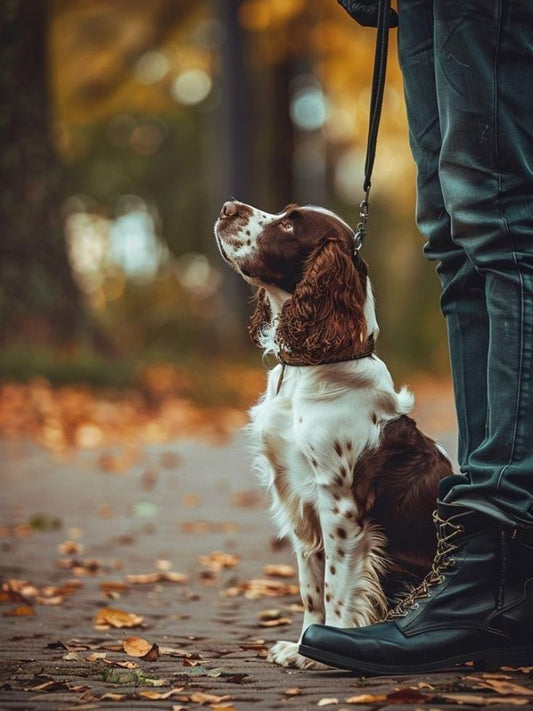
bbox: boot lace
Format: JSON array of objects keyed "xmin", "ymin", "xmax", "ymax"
[{"xmin": 386, "ymin": 511, "xmax": 465, "ymax": 620}]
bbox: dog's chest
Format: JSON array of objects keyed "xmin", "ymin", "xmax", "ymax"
[{"xmin": 249, "ymin": 367, "xmax": 317, "ymax": 496}]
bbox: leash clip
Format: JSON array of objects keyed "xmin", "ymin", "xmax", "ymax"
[{"xmin": 354, "ymin": 194, "xmax": 370, "ymax": 254}]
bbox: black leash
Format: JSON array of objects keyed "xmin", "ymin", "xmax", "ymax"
[{"xmin": 353, "ymin": 0, "xmax": 393, "ymax": 253}]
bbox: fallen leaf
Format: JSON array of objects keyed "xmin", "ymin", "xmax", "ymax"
[
  {"xmin": 100, "ymin": 581, "xmax": 128, "ymax": 594},
  {"xmin": 439, "ymin": 693, "xmax": 529, "ymax": 706},
  {"xmin": 190, "ymin": 691, "xmax": 234, "ymax": 704},
  {"xmin": 263, "ymin": 563, "xmax": 295, "ymax": 578},
  {"xmin": 285, "ymin": 687, "xmax": 302, "ymax": 695},
  {"xmin": 467, "ymin": 676, "xmax": 533, "ymax": 696},
  {"xmin": 86, "ymin": 652, "xmax": 107, "ymax": 661},
  {"xmin": 36, "ymin": 595, "xmax": 64, "ymax": 606},
  {"xmin": 100, "ymin": 692, "xmax": 127, "ymax": 701},
  {"xmin": 125, "ymin": 571, "xmax": 189, "ymax": 585},
  {"xmin": 104, "ymin": 659, "xmax": 139, "ymax": 669},
  {"xmin": 123, "ymin": 637, "xmax": 159, "ymax": 660},
  {"xmin": 57, "ymin": 540, "xmax": 84, "ymax": 555},
  {"xmin": 231, "ymin": 490, "xmax": 262, "ymax": 507},
  {"xmin": 199, "ymin": 551, "xmax": 240, "ymax": 572},
  {"xmin": 62, "ymin": 652, "xmax": 79, "ymax": 661},
  {"xmin": 158, "ymin": 645, "xmax": 193, "ymax": 658},
  {"xmin": 345, "ymin": 693, "xmax": 387, "ymax": 704},
  {"xmin": 259, "ymin": 617, "xmax": 292, "ymax": 627},
  {"xmin": 162, "ymin": 571, "xmax": 189, "ymax": 583},
  {"xmin": 317, "ymin": 698, "xmax": 339, "ymax": 707},
  {"xmin": 138, "ymin": 687, "xmax": 185, "ymax": 700},
  {"xmin": 30, "ymin": 679, "xmax": 68, "ymax": 692},
  {"xmin": 183, "ymin": 659, "xmax": 203, "ymax": 667},
  {"xmin": 93, "ymin": 606, "xmax": 144, "ymax": 629},
  {"xmin": 125, "ymin": 572, "xmax": 161, "ymax": 584},
  {"xmin": 223, "ymin": 578, "xmax": 299, "ymax": 599},
  {"xmin": 2, "ymin": 605, "xmax": 35, "ymax": 617},
  {"xmin": 258, "ymin": 608, "xmax": 283, "ymax": 621}
]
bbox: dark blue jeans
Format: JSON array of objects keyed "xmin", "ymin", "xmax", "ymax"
[{"xmin": 398, "ymin": 0, "xmax": 533, "ymax": 526}]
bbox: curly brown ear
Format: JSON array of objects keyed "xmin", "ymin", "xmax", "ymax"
[
  {"xmin": 277, "ymin": 240, "xmax": 368, "ymax": 364},
  {"xmin": 248, "ymin": 288, "xmax": 272, "ymax": 346}
]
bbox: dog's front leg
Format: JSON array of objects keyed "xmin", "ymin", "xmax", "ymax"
[
  {"xmin": 267, "ymin": 536, "xmax": 327, "ymax": 669},
  {"xmin": 317, "ymin": 483, "xmax": 387, "ymax": 629}
]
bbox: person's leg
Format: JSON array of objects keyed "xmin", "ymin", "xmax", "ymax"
[
  {"xmin": 398, "ymin": 0, "xmax": 489, "ymax": 474},
  {"xmin": 435, "ymin": 0, "xmax": 533, "ymax": 526},
  {"xmin": 298, "ymin": 0, "xmax": 533, "ymax": 672}
]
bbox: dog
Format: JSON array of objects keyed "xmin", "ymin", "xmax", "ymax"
[{"xmin": 214, "ymin": 200, "xmax": 452, "ymax": 669}]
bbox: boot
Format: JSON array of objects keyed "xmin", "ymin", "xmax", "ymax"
[{"xmin": 299, "ymin": 482, "xmax": 533, "ymax": 674}]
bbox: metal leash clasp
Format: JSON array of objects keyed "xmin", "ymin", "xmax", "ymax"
[{"xmin": 353, "ymin": 191, "xmax": 370, "ymax": 254}]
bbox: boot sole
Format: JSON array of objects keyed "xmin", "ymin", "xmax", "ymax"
[{"xmin": 298, "ymin": 643, "xmax": 533, "ymax": 676}]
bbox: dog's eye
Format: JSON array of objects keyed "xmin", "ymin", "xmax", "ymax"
[{"xmin": 279, "ymin": 219, "xmax": 294, "ymax": 232}]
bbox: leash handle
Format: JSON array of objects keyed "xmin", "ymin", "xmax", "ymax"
[{"xmin": 354, "ymin": 0, "xmax": 392, "ymax": 252}]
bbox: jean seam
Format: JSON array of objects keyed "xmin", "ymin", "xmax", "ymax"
[{"xmin": 493, "ymin": 0, "xmax": 524, "ymax": 492}]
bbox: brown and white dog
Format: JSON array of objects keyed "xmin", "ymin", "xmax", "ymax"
[{"xmin": 214, "ymin": 201, "xmax": 452, "ymax": 669}]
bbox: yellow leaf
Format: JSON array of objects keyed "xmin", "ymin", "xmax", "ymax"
[{"xmin": 93, "ymin": 606, "xmax": 144, "ymax": 629}]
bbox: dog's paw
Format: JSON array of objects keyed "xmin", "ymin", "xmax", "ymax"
[{"xmin": 267, "ymin": 640, "xmax": 327, "ymax": 669}]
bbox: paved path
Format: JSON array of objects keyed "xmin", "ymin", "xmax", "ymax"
[{"xmin": 1, "ymin": 394, "xmax": 532, "ymax": 710}]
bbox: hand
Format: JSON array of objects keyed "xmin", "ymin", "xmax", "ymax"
[{"xmin": 337, "ymin": 0, "xmax": 398, "ymax": 28}]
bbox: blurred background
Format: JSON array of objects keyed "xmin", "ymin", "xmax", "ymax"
[{"xmin": 0, "ymin": 0, "xmax": 451, "ymax": 446}]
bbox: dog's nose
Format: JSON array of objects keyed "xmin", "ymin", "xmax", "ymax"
[{"xmin": 221, "ymin": 201, "xmax": 239, "ymax": 218}]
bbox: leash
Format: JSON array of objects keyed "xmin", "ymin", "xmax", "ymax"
[{"xmin": 353, "ymin": 0, "xmax": 393, "ymax": 254}]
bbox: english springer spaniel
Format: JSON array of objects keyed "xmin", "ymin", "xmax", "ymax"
[{"xmin": 214, "ymin": 201, "xmax": 452, "ymax": 669}]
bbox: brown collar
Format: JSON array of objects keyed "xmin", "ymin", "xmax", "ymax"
[
  {"xmin": 275, "ymin": 335, "xmax": 375, "ymax": 394},
  {"xmin": 277, "ymin": 334, "xmax": 375, "ymax": 367}
]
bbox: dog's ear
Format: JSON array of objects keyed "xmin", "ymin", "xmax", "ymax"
[
  {"xmin": 248, "ymin": 288, "xmax": 272, "ymax": 346},
  {"xmin": 277, "ymin": 240, "xmax": 368, "ymax": 364}
]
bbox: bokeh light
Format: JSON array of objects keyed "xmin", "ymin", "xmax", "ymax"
[{"xmin": 170, "ymin": 68, "xmax": 212, "ymax": 106}]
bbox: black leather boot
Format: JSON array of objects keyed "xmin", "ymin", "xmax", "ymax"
[{"xmin": 299, "ymin": 491, "xmax": 533, "ymax": 674}]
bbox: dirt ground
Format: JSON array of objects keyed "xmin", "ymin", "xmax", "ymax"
[{"xmin": 1, "ymin": 382, "xmax": 532, "ymax": 711}]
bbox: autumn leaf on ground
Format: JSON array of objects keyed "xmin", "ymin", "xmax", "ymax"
[
  {"xmin": 345, "ymin": 693, "xmax": 386, "ymax": 704},
  {"xmin": 239, "ymin": 640, "xmax": 269, "ymax": 657},
  {"xmin": 263, "ymin": 563, "xmax": 295, "ymax": 578},
  {"xmin": 439, "ymin": 693, "xmax": 529, "ymax": 706},
  {"xmin": 57, "ymin": 539, "xmax": 84, "ymax": 555},
  {"xmin": 94, "ymin": 606, "xmax": 144, "ymax": 629},
  {"xmin": 284, "ymin": 687, "xmax": 302, "ymax": 696},
  {"xmin": 223, "ymin": 578, "xmax": 299, "ymax": 599},
  {"xmin": 258, "ymin": 609, "xmax": 292, "ymax": 627},
  {"xmin": 190, "ymin": 691, "xmax": 234, "ymax": 705},
  {"xmin": 2, "ymin": 605, "xmax": 35, "ymax": 617},
  {"xmin": 99, "ymin": 692, "xmax": 127, "ymax": 701},
  {"xmin": 138, "ymin": 687, "xmax": 185, "ymax": 700},
  {"xmin": 317, "ymin": 698, "xmax": 339, "ymax": 707},
  {"xmin": 123, "ymin": 637, "xmax": 159, "ymax": 660},
  {"xmin": 125, "ymin": 571, "xmax": 189, "ymax": 584},
  {"xmin": 467, "ymin": 675, "xmax": 533, "ymax": 696},
  {"xmin": 35, "ymin": 595, "xmax": 64, "ymax": 606},
  {"xmin": 199, "ymin": 551, "xmax": 240, "ymax": 572}
]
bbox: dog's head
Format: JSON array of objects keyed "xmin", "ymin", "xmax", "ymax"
[{"xmin": 214, "ymin": 201, "xmax": 377, "ymax": 364}]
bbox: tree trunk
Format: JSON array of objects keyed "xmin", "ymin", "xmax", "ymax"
[{"xmin": 0, "ymin": 0, "xmax": 84, "ymax": 346}]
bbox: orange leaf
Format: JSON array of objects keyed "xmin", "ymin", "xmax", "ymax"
[
  {"xmin": 263, "ymin": 563, "xmax": 295, "ymax": 578},
  {"xmin": 93, "ymin": 606, "xmax": 143, "ymax": 629},
  {"xmin": 123, "ymin": 637, "xmax": 159, "ymax": 659},
  {"xmin": 2, "ymin": 605, "xmax": 35, "ymax": 617},
  {"xmin": 138, "ymin": 687, "xmax": 185, "ymax": 700}
]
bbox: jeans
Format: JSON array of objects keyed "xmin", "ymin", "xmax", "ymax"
[{"xmin": 397, "ymin": 0, "xmax": 533, "ymax": 526}]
